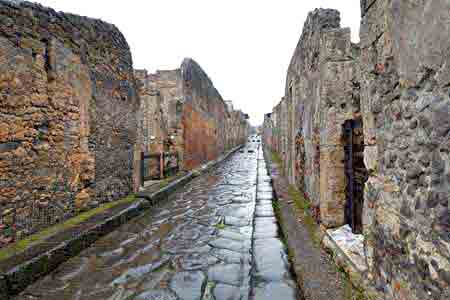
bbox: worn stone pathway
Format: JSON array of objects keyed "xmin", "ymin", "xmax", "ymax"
[{"xmin": 15, "ymin": 143, "xmax": 298, "ymax": 300}]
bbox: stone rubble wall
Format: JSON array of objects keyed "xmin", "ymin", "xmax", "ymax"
[
  {"xmin": 266, "ymin": 9, "xmax": 360, "ymax": 226},
  {"xmin": 136, "ymin": 59, "xmax": 249, "ymax": 172},
  {"xmin": 360, "ymin": 1, "xmax": 450, "ymax": 299},
  {"xmin": 0, "ymin": 0, "xmax": 140, "ymax": 244},
  {"xmin": 141, "ymin": 58, "xmax": 249, "ymax": 171},
  {"xmin": 263, "ymin": 3, "xmax": 450, "ymax": 300},
  {"xmin": 0, "ymin": 1, "xmax": 249, "ymax": 248},
  {"xmin": 135, "ymin": 69, "xmax": 168, "ymax": 155}
]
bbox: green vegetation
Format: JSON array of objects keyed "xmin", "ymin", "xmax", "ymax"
[
  {"xmin": 287, "ymin": 185, "xmax": 320, "ymax": 247},
  {"xmin": 0, "ymin": 194, "xmax": 136, "ymax": 262},
  {"xmin": 343, "ymin": 278, "xmax": 366, "ymax": 300},
  {"xmin": 158, "ymin": 178, "xmax": 171, "ymax": 190},
  {"xmin": 36, "ymin": 131, "xmax": 45, "ymax": 141},
  {"xmin": 271, "ymin": 151, "xmax": 284, "ymax": 175},
  {"xmin": 269, "ymin": 150, "xmax": 368, "ymax": 300},
  {"xmin": 271, "ymin": 200, "xmax": 287, "ymax": 247},
  {"xmin": 271, "ymin": 151, "xmax": 283, "ymax": 165},
  {"xmin": 215, "ymin": 219, "xmax": 226, "ymax": 230}
]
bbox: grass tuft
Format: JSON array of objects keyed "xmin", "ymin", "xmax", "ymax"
[{"xmin": 287, "ymin": 185, "xmax": 320, "ymax": 247}]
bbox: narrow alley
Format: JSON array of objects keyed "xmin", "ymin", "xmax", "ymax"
[
  {"xmin": 2, "ymin": 1, "xmax": 449, "ymax": 300},
  {"xmin": 16, "ymin": 141, "xmax": 298, "ymax": 300}
]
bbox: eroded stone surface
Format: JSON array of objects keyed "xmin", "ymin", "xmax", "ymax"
[
  {"xmin": 213, "ymin": 283, "xmax": 241, "ymax": 300},
  {"xmin": 170, "ymin": 271, "xmax": 206, "ymax": 300},
  {"xmin": 135, "ymin": 290, "xmax": 178, "ymax": 300},
  {"xmin": 0, "ymin": 0, "xmax": 139, "ymax": 243},
  {"xmin": 14, "ymin": 145, "xmax": 297, "ymax": 300},
  {"xmin": 253, "ymin": 282, "xmax": 297, "ymax": 300}
]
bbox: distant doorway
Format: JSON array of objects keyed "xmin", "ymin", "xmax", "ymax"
[{"xmin": 343, "ymin": 119, "xmax": 368, "ymax": 234}]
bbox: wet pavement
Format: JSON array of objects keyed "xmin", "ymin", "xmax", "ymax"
[{"xmin": 16, "ymin": 144, "xmax": 298, "ymax": 300}]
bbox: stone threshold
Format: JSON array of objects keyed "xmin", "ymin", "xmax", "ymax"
[
  {"xmin": 0, "ymin": 145, "xmax": 244, "ymax": 299},
  {"xmin": 263, "ymin": 147, "xmax": 384, "ymax": 300}
]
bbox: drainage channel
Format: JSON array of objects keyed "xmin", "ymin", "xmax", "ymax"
[{"xmin": 248, "ymin": 145, "xmax": 299, "ymax": 299}]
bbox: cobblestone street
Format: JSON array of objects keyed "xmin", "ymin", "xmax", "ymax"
[{"xmin": 16, "ymin": 143, "xmax": 298, "ymax": 300}]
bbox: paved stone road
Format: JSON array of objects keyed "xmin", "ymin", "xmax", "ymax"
[{"xmin": 16, "ymin": 144, "xmax": 298, "ymax": 300}]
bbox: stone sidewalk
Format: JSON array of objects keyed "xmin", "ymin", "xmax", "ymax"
[{"xmin": 264, "ymin": 148, "xmax": 367, "ymax": 300}]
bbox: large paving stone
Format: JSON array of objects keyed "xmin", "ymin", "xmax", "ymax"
[
  {"xmin": 253, "ymin": 239, "xmax": 290, "ymax": 281},
  {"xmin": 208, "ymin": 264, "xmax": 242, "ymax": 286},
  {"xmin": 254, "ymin": 217, "xmax": 277, "ymax": 224},
  {"xmin": 256, "ymin": 192, "xmax": 273, "ymax": 200},
  {"xmin": 169, "ymin": 271, "xmax": 206, "ymax": 300},
  {"xmin": 111, "ymin": 256, "xmax": 170, "ymax": 286},
  {"xmin": 231, "ymin": 196, "xmax": 254, "ymax": 204},
  {"xmin": 257, "ymin": 175, "xmax": 272, "ymax": 182},
  {"xmin": 224, "ymin": 216, "xmax": 252, "ymax": 227},
  {"xmin": 209, "ymin": 238, "xmax": 251, "ymax": 253},
  {"xmin": 255, "ymin": 200, "xmax": 273, "ymax": 205},
  {"xmin": 257, "ymin": 186, "xmax": 272, "ymax": 193},
  {"xmin": 217, "ymin": 229, "xmax": 248, "ymax": 241},
  {"xmin": 178, "ymin": 252, "xmax": 220, "ymax": 271},
  {"xmin": 213, "ymin": 283, "xmax": 241, "ymax": 300},
  {"xmin": 255, "ymin": 206, "xmax": 275, "ymax": 218},
  {"xmin": 253, "ymin": 230, "xmax": 278, "ymax": 239},
  {"xmin": 253, "ymin": 282, "xmax": 297, "ymax": 300},
  {"xmin": 135, "ymin": 289, "xmax": 178, "ymax": 300},
  {"xmin": 253, "ymin": 221, "xmax": 278, "ymax": 236},
  {"xmin": 210, "ymin": 248, "xmax": 251, "ymax": 264},
  {"xmin": 257, "ymin": 182, "xmax": 271, "ymax": 188},
  {"xmin": 218, "ymin": 204, "xmax": 253, "ymax": 219}
]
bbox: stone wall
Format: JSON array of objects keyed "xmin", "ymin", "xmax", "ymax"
[
  {"xmin": 263, "ymin": 3, "xmax": 450, "ymax": 299},
  {"xmin": 266, "ymin": 9, "xmax": 360, "ymax": 225},
  {"xmin": 135, "ymin": 69, "xmax": 168, "ymax": 154},
  {"xmin": 0, "ymin": 0, "xmax": 140, "ymax": 245},
  {"xmin": 139, "ymin": 58, "xmax": 249, "ymax": 172},
  {"xmin": 360, "ymin": 1, "xmax": 450, "ymax": 299}
]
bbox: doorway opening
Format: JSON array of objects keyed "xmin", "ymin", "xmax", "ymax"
[{"xmin": 342, "ymin": 119, "xmax": 368, "ymax": 234}]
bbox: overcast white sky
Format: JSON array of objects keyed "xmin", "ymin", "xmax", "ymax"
[{"xmin": 35, "ymin": 0, "xmax": 360, "ymax": 125}]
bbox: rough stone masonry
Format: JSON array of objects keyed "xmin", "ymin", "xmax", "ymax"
[
  {"xmin": 0, "ymin": 1, "xmax": 249, "ymax": 248},
  {"xmin": 263, "ymin": 2, "xmax": 450, "ymax": 300},
  {"xmin": 135, "ymin": 59, "xmax": 249, "ymax": 171},
  {"xmin": 0, "ymin": 0, "xmax": 140, "ymax": 243}
]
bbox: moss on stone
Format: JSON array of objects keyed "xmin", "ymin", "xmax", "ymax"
[
  {"xmin": 0, "ymin": 194, "xmax": 136, "ymax": 262},
  {"xmin": 271, "ymin": 151, "xmax": 284, "ymax": 173},
  {"xmin": 158, "ymin": 179, "xmax": 171, "ymax": 190},
  {"xmin": 287, "ymin": 185, "xmax": 320, "ymax": 247},
  {"xmin": 215, "ymin": 219, "xmax": 226, "ymax": 230}
]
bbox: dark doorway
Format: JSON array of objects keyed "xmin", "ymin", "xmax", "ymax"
[{"xmin": 343, "ymin": 119, "xmax": 368, "ymax": 234}]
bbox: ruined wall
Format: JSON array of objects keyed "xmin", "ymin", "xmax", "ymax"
[
  {"xmin": 142, "ymin": 59, "xmax": 249, "ymax": 172},
  {"xmin": 268, "ymin": 9, "xmax": 360, "ymax": 226},
  {"xmin": 0, "ymin": 0, "xmax": 139, "ymax": 244},
  {"xmin": 181, "ymin": 58, "xmax": 231, "ymax": 169},
  {"xmin": 360, "ymin": 1, "xmax": 450, "ymax": 299},
  {"xmin": 145, "ymin": 69, "xmax": 184, "ymax": 165},
  {"xmin": 264, "ymin": 3, "xmax": 450, "ymax": 299},
  {"xmin": 135, "ymin": 70, "xmax": 168, "ymax": 154},
  {"xmin": 262, "ymin": 113, "xmax": 273, "ymax": 150},
  {"xmin": 226, "ymin": 109, "xmax": 247, "ymax": 151}
]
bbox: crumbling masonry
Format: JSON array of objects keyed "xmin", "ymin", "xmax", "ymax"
[
  {"xmin": 136, "ymin": 59, "xmax": 249, "ymax": 172},
  {"xmin": 0, "ymin": 1, "xmax": 249, "ymax": 247},
  {"xmin": 263, "ymin": 2, "xmax": 450, "ymax": 300}
]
